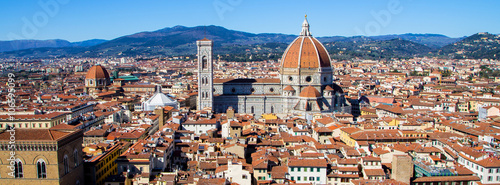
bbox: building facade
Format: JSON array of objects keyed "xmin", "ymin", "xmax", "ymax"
[
  {"xmin": 84, "ymin": 64, "xmax": 111, "ymax": 94},
  {"xmin": 288, "ymin": 158, "xmax": 328, "ymax": 184},
  {"xmin": 0, "ymin": 128, "xmax": 84, "ymax": 185},
  {"xmin": 197, "ymin": 16, "xmax": 350, "ymax": 117}
]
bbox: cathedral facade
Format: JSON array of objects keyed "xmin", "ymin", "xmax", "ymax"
[{"xmin": 198, "ymin": 17, "xmax": 350, "ymax": 117}]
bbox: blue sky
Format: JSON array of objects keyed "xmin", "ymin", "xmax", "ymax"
[{"xmin": 0, "ymin": 0, "xmax": 499, "ymax": 42}]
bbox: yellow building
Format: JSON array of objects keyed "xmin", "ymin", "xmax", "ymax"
[
  {"xmin": 360, "ymin": 107, "xmax": 376, "ymax": 116},
  {"xmin": 0, "ymin": 128, "xmax": 84, "ymax": 185},
  {"xmin": 468, "ymin": 99, "xmax": 479, "ymax": 112},
  {"xmin": 340, "ymin": 127, "xmax": 361, "ymax": 147},
  {"xmin": 457, "ymin": 101, "xmax": 470, "ymax": 112},
  {"xmin": 83, "ymin": 141, "xmax": 128, "ymax": 185},
  {"xmin": 0, "ymin": 112, "xmax": 67, "ymax": 130},
  {"xmin": 388, "ymin": 118, "xmax": 406, "ymax": 126},
  {"xmin": 261, "ymin": 113, "xmax": 278, "ymax": 120}
]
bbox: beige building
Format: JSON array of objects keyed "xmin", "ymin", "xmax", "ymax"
[
  {"xmin": 0, "ymin": 128, "xmax": 84, "ymax": 185},
  {"xmin": 0, "ymin": 112, "xmax": 67, "ymax": 130}
]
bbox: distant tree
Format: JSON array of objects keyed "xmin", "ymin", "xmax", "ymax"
[
  {"xmin": 409, "ymin": 71, "xmax": 421, "ymax": 76},
  {"xmin": 482, "ymin": 88, "xmax": 494, "ymax": 94},
  {"xmin": 441, "ymin": 70, "xmax": 453, "ymax": 77}
]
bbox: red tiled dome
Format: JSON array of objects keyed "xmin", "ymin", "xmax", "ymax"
[
  {"xmin": 300, "ymin": 86, "xmax": 321, "ymax": 98},
  {"xmin": 86, "ymin": 65, "xmax": 110, "ymax": 79},
  {"xmin": 281, "ymin": 37, "xmax": 331, "ymax": 69},
  {"xmin": 281, "ymin": 17, "xmax": 330, "ymax": 70}
]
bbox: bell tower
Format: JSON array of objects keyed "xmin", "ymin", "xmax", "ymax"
[{"xmin": 197, "ymin": 38, "xmax": 213, "ymax": 110}]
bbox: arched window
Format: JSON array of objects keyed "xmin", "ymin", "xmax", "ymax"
[
  {"xmin": 63, "ymin": 155, "xmax": 69, "ymax": 174},
  {"xmin": 251, "ymin": 106, "xmax": 255, "ymax": 114},
  {"xmin": 271, "ymin": 106, "xmax": 274, "ymax": 113},
  {"xmin": 202, "ymin": 56, "xmax": 208, "ymax": 69},
  {"xmin": 37, "ymin": 159, "xmax": 47, "ymax": 178},
  {"xmin": 14, "ymin": 159, "xmax": 23, "ymax": 178},
  {"xmin": 74, "ymin": 149, "xmax": 79, "ymax": 167}
]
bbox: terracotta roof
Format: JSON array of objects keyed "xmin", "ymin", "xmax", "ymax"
[
  {"xmin": 281, "ymin": 36, "xmax": 330, "ymax": 69},
  {"xmin": 299, "ymin": 86, "xmax": 321, "ymax": 98},
  {"xmin": 362, "ymin": 156, "xmax": 381, "ymax": 162},
  {"xmin": 283, "ymin": 85, "xmax": 295, "ymax": 91},
  {"xmin": 0, "ymin": 112, "xmax": 66, "ymax": 120},
  {"xmin": 271, "ymin": 165, "xmax": 288, "ymax": 179},
  {"xmin": 197, "ymin": 178, "xmax": 226, "ymax": 185},
  {"xmin": 313, "ymin": 127, "xmax": 332, "ymax": 133},
  {"xmin": 198, "ymin": 38, "xmax": 211, "ymax": 41},
  {"xmin": 199, "ymin": 162, "xmax": 217, "ymax": 170},
  {"xmin": 0, "ymin": 129, "xmax": 75, "ymax": 141},
  {"xmin": 288, "ymin": 158, "xmax": 327, "ymax": 167},
  {"xmin": 363, "ymin": 169, "xmax": 386, "ymax": 176},
  {"xmin": 86, "ymin": 65, "xmax": 110, "ymax": 79}
]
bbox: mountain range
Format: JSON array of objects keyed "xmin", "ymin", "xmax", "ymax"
[
  {"xmin": 0, "ymin": 39, "xmax": 107, "ymax": 53},
  {"xmin": 0, "ymin": 25, "xmax": 498, "ymax": 60}
]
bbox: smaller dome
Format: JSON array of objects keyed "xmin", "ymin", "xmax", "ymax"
[
  {"xmin": 86, "ymin": 65, "xmax": 110, "ymax": 79},
  {"xmin": 300, "ymin": 86, "xmax": 321, "ymax": 98},
  {"xmin": 324, "ymin": 85, "xmax": 334, "ymax": 91},
  {"xmin": 283, "ymin": 85, "xmax": 295, "ymax": 91}
]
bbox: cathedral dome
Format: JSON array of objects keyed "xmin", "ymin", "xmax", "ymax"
[
  {"xmin": 300, "ymin": 86, "xmax": 321, "ymax": 98},
  {"xmin": 281, "ymin": 16, "xmax": 331, "ymax": 70},
  {"xmin": 86, "ymin": 65, "xmax": 110, "ymax": 79}
]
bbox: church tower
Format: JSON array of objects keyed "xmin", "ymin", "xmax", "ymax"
[{"xmin": 197, "ymin": 38, "xmax": 214, "ymax": 110}]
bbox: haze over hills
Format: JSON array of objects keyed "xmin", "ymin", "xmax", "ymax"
[
  {"xmin": 0, "ymin": 39, "xmax": 108, "ymax": 53},
  {"xmin": 0, "ymin": 25, "xmax": 497, "ymax": 60}
]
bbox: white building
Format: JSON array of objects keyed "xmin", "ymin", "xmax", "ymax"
[
  {"xmin": 457, "ymin": 149, "xmax": 500, "ymax": 184},
  {"xmin": 181, "ymin": 118, "xmax": 219, "ymax": 135},
  {"xmin": 142, "ymin": 86, "xmax": 178, "ymax": 111},
  {"xmin": 288, "ymin": 158, "xmax": 328, "ymax": 184},
  {"xmin": 216, "ymin": 160, "xmax": 251, "ymax": 185}
]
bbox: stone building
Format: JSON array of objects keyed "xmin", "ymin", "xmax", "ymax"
[
  {"xmin": 84, "ymin": 64, "xmax": 111, "ymax": 94},
  {"xmin": 198, "ymin": 16, "xmax": 350, "ymax": 117},
  {"xmin": 0, "ymin": 128, "xmax": 84, "ymax": 185}
]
